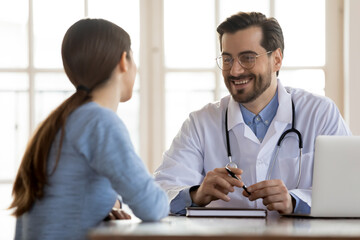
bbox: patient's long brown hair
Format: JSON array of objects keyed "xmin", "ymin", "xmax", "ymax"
[{"xmin": 9, "ymin": 18, "xmax": 131, "ymax": 217}]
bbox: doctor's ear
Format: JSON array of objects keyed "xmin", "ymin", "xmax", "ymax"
[
  {"xmin": 118, "ymin": 52, "xmax": 128, "ymax": 72},
  {"xmin": 273, "ymin": 48, "xmax": 282, "ymax": 72}
]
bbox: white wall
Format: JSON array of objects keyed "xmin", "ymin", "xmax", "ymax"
[{"xmin": 344, "ymin": 0, "xmax": 360, "ymax": 135}]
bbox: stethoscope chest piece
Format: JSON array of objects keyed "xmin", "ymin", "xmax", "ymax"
[{"xmin": 226, "ymin": 161, "xmax": 238, "ymax": 169}]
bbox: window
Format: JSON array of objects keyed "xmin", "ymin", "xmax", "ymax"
[
  {"xmin": 0, "ymin": 1, "xmax": 340, "ymax": 238},
  {"xmin": 0, "ymin": 1, "xmax": 141, "ymax": 186},
  {"xmin": 275, "ymin": 0, "xmax": 325, "ymax": 96},
  {"xmin": 0, "ymin": 0, "xmax": 335, "ymax": 182}
]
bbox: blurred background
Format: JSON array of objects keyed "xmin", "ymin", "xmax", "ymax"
[{"xmin": 1, "ymin": 0, "xmax": 359, "ymax": 238}]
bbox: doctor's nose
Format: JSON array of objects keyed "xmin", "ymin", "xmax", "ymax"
[{"xmin": 229, "ymin": 59, "xmax": 246, "ymax": 76}]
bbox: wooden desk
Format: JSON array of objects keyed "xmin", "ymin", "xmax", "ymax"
[{"xmin": 89, "ymin": 213, "xmax": 360, "ymax": 240}]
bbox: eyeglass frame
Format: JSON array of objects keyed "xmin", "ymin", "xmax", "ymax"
[{"xmin": 215, "ymin": 51, "xmax": 273, "ymax": 71}]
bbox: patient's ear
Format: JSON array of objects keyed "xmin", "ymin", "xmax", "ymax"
[{"xmin": 119, "ymin": 52, "xmax": 128, "ymax": 72}]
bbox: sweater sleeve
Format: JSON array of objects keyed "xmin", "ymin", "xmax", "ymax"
[{"xmin": 81, "ymin": 109, "xmax": 169, "ymax": 221}]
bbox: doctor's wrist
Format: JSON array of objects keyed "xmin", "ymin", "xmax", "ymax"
[
  {"xmin": 189, "ymin": 185, "xmax": 201, "ymax": 206},
  {"xmin": 291, "ymin": 195, "xmax": 296, "ymax": 213}
]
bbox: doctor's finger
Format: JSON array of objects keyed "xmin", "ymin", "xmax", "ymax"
[
  {"xmin": 215, "ymin": 167, "xmax": 243, "ymax": 176},
  {"xmin": 204, "ymin": 171, "xmax": 234, "ymax": 190},
  {"xmin": 265, "ymin": 200, "xmax": 292, "ymax": 214},
  {"xmin": 248, "ymin": 185, "xmax": 288, "ymax": 201},
  {"xmin": 209, "ymin": 175, "xmax": 236, "ymax": 192},
  {"xmin": 247, "ymin": 179, "xmax": 285, "ymax": 192},
  {"xmin": 198, "ymin": 180, "xmax": 231, "ymax": 200},
  {"xmin": 242, "ymin": 189, "xmax": 251, "ymax": 198},
  {"xmin": 205, "ymin": 187, "xmax": 232, "ymax": 202},
  {"xmin": 224, "ymin": 175, "xmax": 244, "ymax": 189},
  {"xmin": 215, "ymin": 185, "xmax": 233, "ymax": 195},
  {"xmin": 262, "ymin": 193, "xmax": 287, "ymax": 206},
  {"xmin": 214, "ymin": 168, "xmax": 244, "ymax": 188}
]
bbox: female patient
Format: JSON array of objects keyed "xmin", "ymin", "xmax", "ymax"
[{"xmin": 9, "ymin": 18, "xmax": 169, "ymax": 240}]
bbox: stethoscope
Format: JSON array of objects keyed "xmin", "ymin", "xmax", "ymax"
[{"xmin": 225, "ymin": 100, "xmax": 303, "ymax": 189}]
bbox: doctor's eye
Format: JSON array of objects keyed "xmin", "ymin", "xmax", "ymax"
[
  {"xmin": 222, "ymin": 56, "xmax": 233, "ymax": 64},
  {"xmin": 239, "ymin": 53, "xmax": 256, "ymax": 63}
]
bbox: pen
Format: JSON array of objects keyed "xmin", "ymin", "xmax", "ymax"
[{"xmin": 225, "ymin": 166, "xmax": 251, "ymax": 195}]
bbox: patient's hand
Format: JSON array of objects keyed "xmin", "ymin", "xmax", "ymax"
[{"xmin": 104, "ymin": 199, "xmax": 131, "ymax": 221}]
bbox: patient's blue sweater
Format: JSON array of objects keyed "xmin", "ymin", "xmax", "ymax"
[{"xmin": 15, "ymin": 102, "xmax": 169, "ymax": 240}]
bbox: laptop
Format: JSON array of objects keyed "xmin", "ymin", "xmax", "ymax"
[{"xmin": 286, "ymin": 135, "xmax": 360, "ymax": 218}]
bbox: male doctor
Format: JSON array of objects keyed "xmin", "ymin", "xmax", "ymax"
[{"xmin": 154, "ymin": 12, "xmax": 351, "ymax": 215}]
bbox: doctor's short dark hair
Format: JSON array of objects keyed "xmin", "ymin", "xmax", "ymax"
[{"xmin": 216, "ymin": 11, "xmax": 284, "ymax": 59}]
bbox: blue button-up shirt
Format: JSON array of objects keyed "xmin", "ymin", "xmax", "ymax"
[{"xmin": 240, "ymin": 91, "xmax": 279, "ymax": 142}]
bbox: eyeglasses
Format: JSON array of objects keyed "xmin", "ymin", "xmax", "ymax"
[{"xmin": 216, "ymin": 51, "xmax": 272, "ymax": 71}]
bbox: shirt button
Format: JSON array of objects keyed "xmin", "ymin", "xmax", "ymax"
[
  {"xmin": 256, "ymin": 116, "xmax": 260, "ymax": 121},
  {"xmin": 265, "ymin": 120, "xmax": 269, "ymax": 124}
]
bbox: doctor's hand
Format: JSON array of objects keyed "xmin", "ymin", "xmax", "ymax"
[
  {"xmin": 190, "ymin": 167, "xmax": 244, "ymax": 206},
  {"xmin": 242, "ymin": 179, "xmax": 294, "ymax": 214}
]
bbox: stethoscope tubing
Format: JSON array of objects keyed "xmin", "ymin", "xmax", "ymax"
[{"xmin": 225, "ymin": 100, "xmax": 303, "ymax": 189}]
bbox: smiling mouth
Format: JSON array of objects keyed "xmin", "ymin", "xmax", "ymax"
[
  {"xmin": 233, "ymin": 79, "xmax": 249, "ymax": 85},
  {"xmin": 230, "ymin": 75, "xmax": 255, "ymax": 86}
]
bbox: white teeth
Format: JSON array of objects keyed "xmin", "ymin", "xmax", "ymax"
[{"xmin": 234, "ymin": 80, "xmax": 249, "ymax": 85}]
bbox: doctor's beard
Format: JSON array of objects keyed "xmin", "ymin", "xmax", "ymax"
[{"xmin": 226, "ymin": 69, "xmax": 272, "ymax": 104}]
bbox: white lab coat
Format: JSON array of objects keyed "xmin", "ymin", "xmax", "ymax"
[{"xmin": 154, "ymin": 80, "xmax": 351, "ymax": 210}]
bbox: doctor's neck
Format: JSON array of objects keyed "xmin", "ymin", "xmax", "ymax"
[{"xmin": 240, "ymin": 80, "xmax": 278, "ymax": 115}]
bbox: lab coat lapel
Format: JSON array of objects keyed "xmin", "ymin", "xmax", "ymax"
[
  {"xmin": 227, "ymin": 97, "xmax": 259, "ymax": 143},
  {"xmin": 258, "ymin": 80, "xmax": 293, "ymax": 159}
]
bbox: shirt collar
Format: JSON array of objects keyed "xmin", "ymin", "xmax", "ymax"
[
  {"xmin": 227, "ymin": 78, "xmax": 292, "ymax": 130},
  {"xmin": 240, "ymin": 90, "xmax": 279, "ymax": 126}
]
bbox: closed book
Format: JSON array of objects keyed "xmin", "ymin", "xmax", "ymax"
[{"xmin": 186, "ymin": 207, "xmax": 267, "ymax": 218}]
